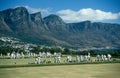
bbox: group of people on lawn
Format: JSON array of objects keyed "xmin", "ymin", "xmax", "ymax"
[{"xmin": 35, "ymin": 52, "xmax": 112, "ymax": 64}]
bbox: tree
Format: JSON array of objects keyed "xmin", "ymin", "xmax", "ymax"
[{"xmin": 64, "ymin": 48, "xmax": 70, "ymax": 54}]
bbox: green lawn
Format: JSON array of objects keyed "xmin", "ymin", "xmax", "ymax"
[
  {"xmin": 0, "ymin": 56, "xmax": 120, "ymax": 66},
  {"xmin": 0, "ymin": 64, "xmax": 120, "ymax": 78},
  {"xmin": 0, "ymin": 58, "xmax": 35, "ymax": 65},
  {"xmin": 0, "ymin": 56, "xmax": 76, "ymax": 65}
]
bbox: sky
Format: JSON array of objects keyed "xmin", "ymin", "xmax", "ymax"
[{"xmin": 0, "ymin": 0, "xmax": 120, "ymax": 23}]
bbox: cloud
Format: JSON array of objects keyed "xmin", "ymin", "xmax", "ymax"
[
  {"xmin": 16, "ymin": 5, "xmax": 52, "ymax": 17},
  {"xmin": 57, "ymin": 8, "xmax": 120, "ymax": 23}
]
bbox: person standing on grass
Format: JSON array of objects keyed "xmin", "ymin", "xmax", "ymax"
[
  {"xmin": 96, "ymin": 54, "xmax": 100, "ymax": 61},
  {"xmin": 103, "ymin": 55, "xmax": 107, "ymax": 61},
  {"xmin": 80, "ymin": 55, "xmax": 83, "ymax": 62},
  {"xmin": 35, "ymin": 57, "xmax": 38, "ymax": 64},
  {"xmin": 107, "ymin": 54, "xmax": 112, "ymax": 61},
  {"xmin": 87, "ymin": 53, "xmax": 91, "ymax": 61},
  {"xmin": 54, "ymin": 56, "xmax": 57, "ymax": 63},
  {"xmin": 101, "ymin": 54, "xmax": 104, "ymax": 61},
  {"xmin": 69, "ymin": 55, "xmax": 72, "ymax": 62},
  {"xmin": 76, "ymin": 55, "xmax": 79, "ymax": 62},
  {"xmin": 66, "ymin": 55, "xmax": 69, "ymax": 62},
  {"xmin": 84, "ymin": 55, "xmax": 88, "ymax": 61},
  {"xmin": 66, "ymin": 55, "xmax": 72, "ymax": 62},
  {"xmin": 37, "ymin": 56, "xmax": 41, "ymax": 64},
  {"xmin": 57, "ymin": 55, "xmax": 61, "ymax": 63}
]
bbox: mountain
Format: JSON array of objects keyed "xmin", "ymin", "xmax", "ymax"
[
  {"xmin": 67, "ymin": 21, "xmax": 120, "ymax": 48},
  {"xmin": 0, "ymin": 7, "xmax": 120, "ymax": 48}
]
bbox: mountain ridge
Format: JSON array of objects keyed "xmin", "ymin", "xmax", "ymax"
[{"xmin": 0, "ymin": 7, "xmax": 120, "ymax": 48}]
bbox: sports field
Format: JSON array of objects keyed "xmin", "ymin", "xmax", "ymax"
[
  {"xmin": 0, "ymin": 56, "xmax": 119, "ymax": 65},
  {"xmin": 0, "ymin": 63, "xmax": 120, "ymax": 78},
  {"xmin": 0, "ymin": 56, "xmax": 120, "ymax": 78}
]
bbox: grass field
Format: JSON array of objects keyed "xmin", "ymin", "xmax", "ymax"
[
  {"xmin": 0, "ymin": 56, "xmax": 77, "ymax": 65},
  {"xmin": 0, "ymin": 56, "xmax": 120, "ymax": 65},
  {"xmin": 0, "ymin": 63, "xmax": 120, "ymax": 78},
  {"xmin": 0, "ymin": 56, "xmax": 120, "ymax": 78}
]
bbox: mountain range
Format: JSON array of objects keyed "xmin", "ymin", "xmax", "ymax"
[{"xmin": 0, "ymin": 7, "xmax": 120, "ymax": 48}]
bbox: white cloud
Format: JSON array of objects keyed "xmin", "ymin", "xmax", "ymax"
[
  {"xmin": 57, "ymin": 8, "xmax": 120, "ymax": 23},
  {"xmin": 15, "ymin": 5, "xmax": 52, "ymax": 17},
  {"xmin": 24, "ymin": 6, "xmax": 51, "ymax": 13}
]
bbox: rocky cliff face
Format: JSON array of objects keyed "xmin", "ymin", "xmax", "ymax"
[
  {"xmin": 43, "ymin": 14, "xmax": 67, "ymax": 32},
  {"xmin": 1, "ymin": 7, "xmax": 30, "ymax": 32},
  {"xmin": 0, "ymin": 7, "xmax": 120, "ymax": 48}
]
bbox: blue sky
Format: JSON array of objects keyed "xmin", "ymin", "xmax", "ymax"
[{"xmin": 0, "ymin": 0, "xmax": 120, "ymax": 23}]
